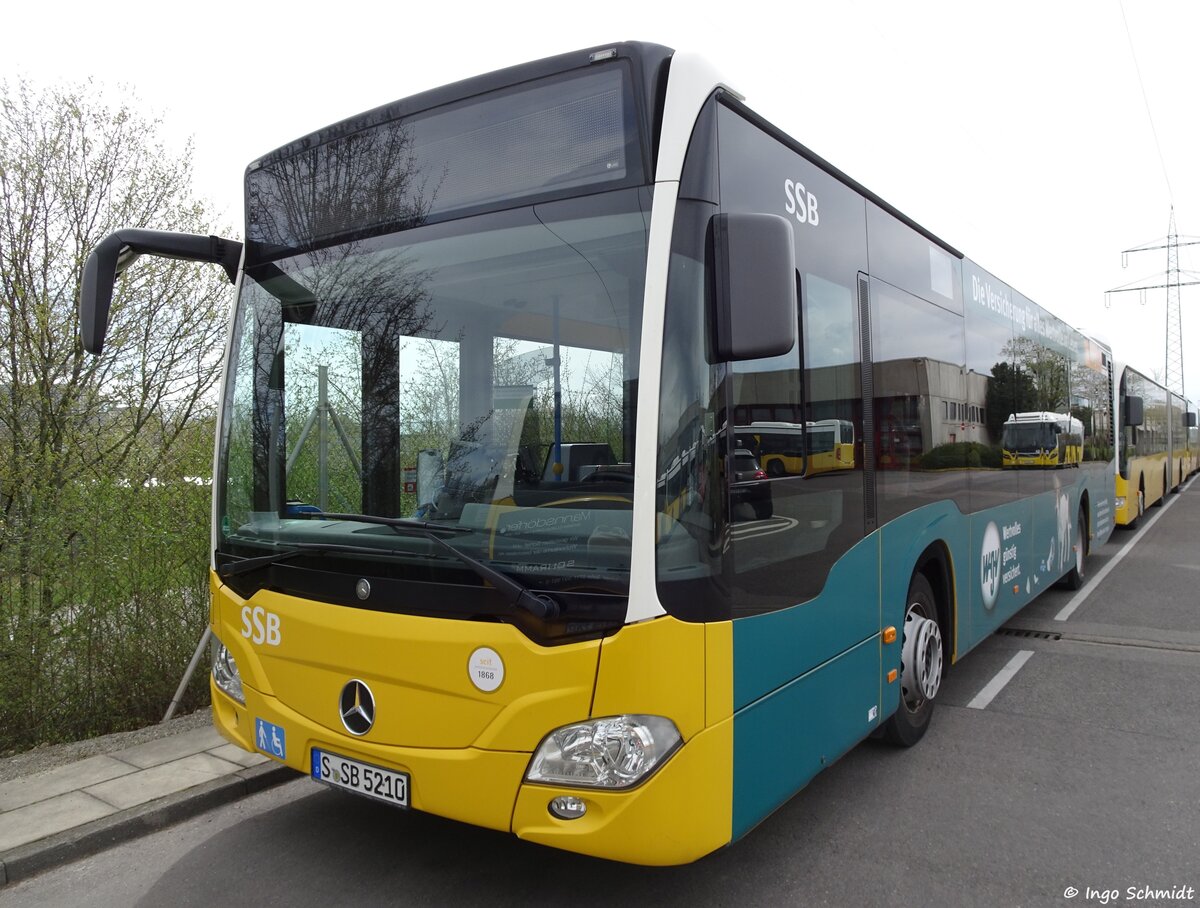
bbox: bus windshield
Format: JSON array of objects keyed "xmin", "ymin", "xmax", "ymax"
[
  {"xmin": 216, "ymin": 186, "xmax": 649, "ymax": 616},
  {"xmin": 1001, "ymin": 422, "xmax": 1058, "ymax": 452},
  {"xmin": 245, "ymin": 63, "xmax": 643, "ymax": 261}
]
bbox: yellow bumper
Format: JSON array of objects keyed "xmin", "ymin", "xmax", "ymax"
[
  {"xmin": 213, "ymin": 682, "xmax": 731, "ymax": 864},
  {"xmin": 213, "ymin": 682, "xmax": 528, "ymax": 831},
  {"xmin": 209, "ymin": 571, "xmax": 733, "ymax": 864}
]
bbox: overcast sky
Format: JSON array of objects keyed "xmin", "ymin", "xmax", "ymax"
[{"xmin": 8, "ymin": 0, "xmax": 1199, "ymax": 400}]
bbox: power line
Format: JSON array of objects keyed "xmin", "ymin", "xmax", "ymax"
[
  {"xmin": 1111, "ymin": 4, "xmax": 1189, "ymax": 399},
  {"xmin": 1119, "ymin": 0, "xmax": 1174, "ymax": 203}
]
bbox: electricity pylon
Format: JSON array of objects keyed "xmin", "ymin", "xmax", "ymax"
[{"xmin": 1106, "ymin": 208, "xmax": 1200, "ymax": 398}]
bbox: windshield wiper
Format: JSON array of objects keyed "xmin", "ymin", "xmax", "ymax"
[
  {"xmin": 423, "ymin": 532, "xmax": 559, "ymax": 620},
  {"xmin": 299, "ymin": 512, "xmax": 559, "ymax": 619},
  {"xmin": 217, "ymin": 542, "xmax": 406, "ymax": 579},
  {"xmin": 303, "ymin": 513, "xmax": 474, "ymax": 535}
]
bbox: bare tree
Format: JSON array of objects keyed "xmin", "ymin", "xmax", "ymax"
[
  {"xmin": 1001, "ymin": 336, "xmax": 1071, "ymax": 413},
  {"xmin": 0, "ymin": 78, "xmax": 232, "ymax": 749},
  {"xmin": 0, "ymin": 78, "xmax": 230, "ymax": 489}
]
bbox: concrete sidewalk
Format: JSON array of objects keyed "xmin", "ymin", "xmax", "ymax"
[{"xmin": 0, "ymin": 722, "xmax": 296, "ymax": 887}]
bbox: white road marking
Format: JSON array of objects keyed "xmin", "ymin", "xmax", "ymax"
[
  {"xmin": 1054, "ymin": 475, "xmax": 1195, "ymax": 622},
  {"xmin": 966, "ymin": 650, "xmax": 1034, "ymax": 710}
]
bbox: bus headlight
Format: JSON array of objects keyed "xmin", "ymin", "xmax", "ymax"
[
  {"xmin": 211, "ymin": 636, "xmax": 245, "ymax": 704},
  {"xmin": 525, "ymin": 715, "xmax": 681, "ymax": 789}
]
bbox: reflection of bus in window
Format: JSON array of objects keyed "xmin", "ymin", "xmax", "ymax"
[
  {"xmin": 736, "ymin": 420, "xmax": 855, "ymax": 477},
  {"xmin": 1000, "ymin": 412, "xmax": 1083, "ymax": 468},
  {"xmin": 806, "ymin": 419, "xmax": 856, "ymax": 473}
]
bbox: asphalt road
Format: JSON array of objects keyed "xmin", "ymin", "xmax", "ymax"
[{"xmin": 3, "ymin": 483, "xmax": 1198, "ymax": 908}]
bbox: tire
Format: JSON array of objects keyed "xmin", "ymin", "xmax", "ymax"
[
  {"xmin": 1153, "ymin": 469, "xmax": 1166, "ymax": 507},
  {"xmin": 881, "ymin": 572, "xmax": 943, "ymax": 747},
  {"xmin": 1126, "ymin": 480, "xmax": 1145, "ymax": 529},
  {"xmin": 1061, "ymin": 508, "xmax": 1088, "ymax": 590},
  {"xmin": 753, "ymin": 500, "xmax": 773, "ymax": 520}
]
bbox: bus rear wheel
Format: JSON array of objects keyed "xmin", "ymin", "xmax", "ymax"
[
  {"xmin": 1061, "ymin": 507, "xmax": 1088, "ymax": 590},
  {"xmin": 1127, "ymin": 479, "xmax": 1145, "ymax": 529},
  {"xmin": 881, "ymin": 572, "xmax": 942, "ymax": 747}
]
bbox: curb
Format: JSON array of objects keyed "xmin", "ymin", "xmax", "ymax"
[{"xmin": 0, "ymin": 762, "xmax": 298, "ymax": 888}]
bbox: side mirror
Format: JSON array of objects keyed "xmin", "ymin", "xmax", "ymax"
[
  {"xmin": 1124, "ymin": 396, "xmax": 1144, "ymax": 428},
  {"xmin": 80, "ymin": 229, "xmax": 242, "ymax": 355},
  {"xmin": 708, "ymin": 213, "xmax": 797, "ymax": 362},
  {"xmin": 1187, "ymin": 412, "xmax": 1197, "ymax": 429}
]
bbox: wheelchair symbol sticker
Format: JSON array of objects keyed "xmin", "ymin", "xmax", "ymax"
[{"xmin": 255, "ymin": 718, "xmax": 286, "ymax": 761}]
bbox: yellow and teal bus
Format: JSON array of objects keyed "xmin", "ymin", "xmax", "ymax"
[{"xmin": 79, "ymin": 42, "xmax": 1116, "ymax": 865}]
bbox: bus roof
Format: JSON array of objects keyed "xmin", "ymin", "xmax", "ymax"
[{"xmin": 1005, "ymin": 412, "xmax": 1073, "ymax": 424}]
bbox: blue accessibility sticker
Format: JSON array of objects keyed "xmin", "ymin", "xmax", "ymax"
[{"xmin": 254, "ymin": 718, "xmax": 286, "ymax": 761}]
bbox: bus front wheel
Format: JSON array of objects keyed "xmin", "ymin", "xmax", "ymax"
[
  {"xmin": 1061, "ymin": 507, "xmax": 1088, "ymax": 590},
  {"xmin": 881, "ymin": 572, "xmax": 942, "ymax": 747}
]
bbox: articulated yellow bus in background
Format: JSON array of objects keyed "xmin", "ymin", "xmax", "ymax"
[
  {"xmin": 1168, "ymin": 390, "xmax": 1199, "ymax": 488},
  {"xmin": 1188, "ymin": 411, "xmax": 1200, "ymax": 480},
  {"xmin": 1114, "ymin": 365, "xmax": 1170, "ymax": 526}
]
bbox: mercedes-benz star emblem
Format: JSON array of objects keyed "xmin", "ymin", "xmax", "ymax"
[{"xmin": 338, "ymin": 679, "xmax": 375, "ymax": 736}]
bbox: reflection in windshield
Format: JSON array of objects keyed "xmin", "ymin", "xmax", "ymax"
[
  {"xmin": 246, "ymin": 65, "xmax": 639, "ymax": 256},
  {"xmin": 1001, "ymin": 423, "xmax": 1057, "ymax": 451},
  {"xmin": 218, "ymin": 188, "xmax": 649, "ymax": 602}
]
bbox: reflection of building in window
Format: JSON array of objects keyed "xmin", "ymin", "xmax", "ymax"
[{"xmin": 874, "ymin": 358, "xmax": 989, "ymax": 467}]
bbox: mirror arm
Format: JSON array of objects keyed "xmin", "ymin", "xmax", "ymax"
[{"xmin": 80, "ymin": 229, "xmax": 243, "ymax": 355}]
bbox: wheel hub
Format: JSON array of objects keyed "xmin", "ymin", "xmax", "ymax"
[{"xmin": 900, "ymin": 608, "xmax": 942, "ymax": 705}]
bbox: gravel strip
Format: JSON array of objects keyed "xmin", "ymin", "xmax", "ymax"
[{"xmin": 0, "ymin": 708, "xmax": 213, "ymax": 784}]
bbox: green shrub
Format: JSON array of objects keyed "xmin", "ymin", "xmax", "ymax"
[
  {"xmin": 919, "ymin": 442, "xmax": 1002, "ymax": 470},
  {"xmin": 0, "ymin": 465, "xmax": 213, "ymax": 754}
]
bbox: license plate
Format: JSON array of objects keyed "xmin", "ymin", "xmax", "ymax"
[{"xmin": 311, "ymin": 749, "xmax": 409, "ymax": 807}]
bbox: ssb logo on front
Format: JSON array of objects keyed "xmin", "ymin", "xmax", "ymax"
[{"xmin": 241, "ymin": 605, "xmax": 281, "ymax": 646}]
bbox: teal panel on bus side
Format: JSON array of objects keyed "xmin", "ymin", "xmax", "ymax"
[
  {"xmin": 728, "ymin": 473, "xmax": 1107, "ymax": 839},
  {"xmin": 728, "ymin": 500, "xmax": 970, "ymax": 839},
  {"xmin": 877, "ymin": 486, "xmax": 1098, "ymax": 663},
  {"xmin": 963, "ymin": 479, "xmax": 1086, "ymax": 651},
  {"xmin": 1084, "ymin": 466, "xmax": 1116, "ymax": 547},
  {"xmin": 878, "ymin": 500, "xmax": 972, "ymax": 662},
  {"xmin": 731, "ymin": 534, "xmax": 879, "ymax": 711},
  {"xmin": 731, "ymin": 635, "xmax": 879, "ymax": 841}
]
